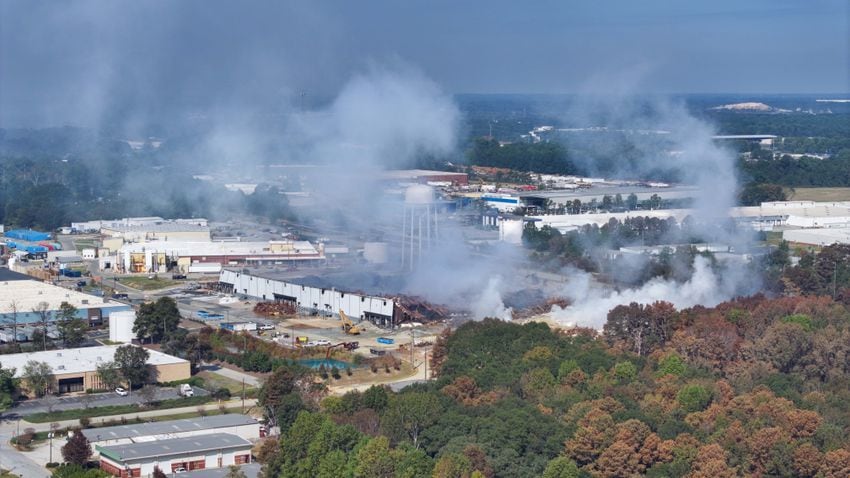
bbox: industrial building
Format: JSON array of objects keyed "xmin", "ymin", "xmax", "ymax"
[
  {"xmin": 96, "ymin": 433, "xmax": 252, "ymax": 476},
  {"xmin": 219, "ymin": 269, "xmax": 398, "ymax": 327},
  {"xmin": 71, "ymin": 217, "xmax": 208, "ymax": 234},
  {"xmin": 102, "ymin": 222, "xmax": 212, "ymax": 244},
  {"xmin": 116, "ymin": 240, "xmax": 326, "ymax": 273},
  {"xmin": 382, "ymin": 169, "xmax": 469, "ymax": 186},
  {"xmin": 516, "ymin": 185, "xmax": 701, "ymax": 211},
  {"xmin": 783, "ymin": 228, "xmax": 850, "ymax": 246},
  {"xmin": 0, "ymin": 345, "xmax": 190, "ymax": 395},
  {"xmin": 83, "ymin": 414, "xmax": 261, "ymax": 449},
  {"xmin": 0, "ymin": 272, "xmax": 131, "ymax": 326}
]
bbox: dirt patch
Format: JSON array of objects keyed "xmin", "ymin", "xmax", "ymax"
[{"xmin": 786, "ymin": 187, "xmax": 850, "ymax": 202}]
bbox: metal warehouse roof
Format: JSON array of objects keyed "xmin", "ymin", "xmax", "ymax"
[
  {"xmin": 96, "ymin": 433, "xmax": 252, "ymax": 462},
  {"xmin": 182, "ymin": 463, "xmax": 260, "ymax": 478},
  {"xmin": 0, "ymin": 280, "xmax": 122, "ymax": 314},
  {"xmin": 0, "ymin": 345, "xmax": 188, "ymax": 378},
  {"xmin": 83, "ymin": 414, "xmax": 258, "ymax": 442}
]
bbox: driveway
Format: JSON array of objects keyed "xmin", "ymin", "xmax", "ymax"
[{"xmin": 7, "ymin": 387, "xmax": 209, "ymax": 417}]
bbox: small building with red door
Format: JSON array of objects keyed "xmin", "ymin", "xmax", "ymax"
[{"xmin": 96, "ymin": 433, "xmax": 252, "ymax": 477}]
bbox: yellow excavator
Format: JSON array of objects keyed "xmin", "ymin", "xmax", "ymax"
[{"xmin": 339, "ymin": 309, "xmax": 362, "ymax": 335}]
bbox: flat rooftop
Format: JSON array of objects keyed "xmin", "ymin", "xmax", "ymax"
[
  {"xmin": 182, "ymin": 463, "xmax": 260, "ymax": 478},
  {"xmin": 0, "ymin": 345, "xmax": 188, "ymax": 377},
  {"xmin": 382, "ymin": 169, "xmax": 468, "ymax": 179},
  {"xmin": 103, "ymin": 223, "xmax": 210, "ymax": 233},
  {"xmin": 97, "ymin": 433, "xmax": 251, "ymax": 462},
  {"xmin": 516, "ymin": 185, "xmax": 701, "ymax": 200},
  {"xmin": 82, "ymin": 414, "xmax": 257, "ymax": 442},
  {"xmin": 120, "ymin": 240, "xmax": 320, "ymax": 257},
  {"xmin": 0, "ymin": 280, "xmax": 122, "ymax": 314}
]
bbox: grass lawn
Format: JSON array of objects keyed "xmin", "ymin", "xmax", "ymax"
[
  {"xmin": 118, "ymin": 276, "xmax": 179, "ymax": 290},
  {"xmin": 195, "ymin": 371, "xmax": 256, "ymax": 394},
  {"xmin": 786, "ymin": 187, "xmax": 850, "ymax": 202},
  {"xmin": 0, "ymin": 470, "xmax": 20, "ymax": 478},
  {"xmin": 25, "ymin": 396, "xmax": 212, "ymax": 423}
]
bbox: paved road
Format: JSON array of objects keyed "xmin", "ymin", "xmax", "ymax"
[
  {"xmin": 200, "ymin": 364, "xmax": 262, "ymax": 388},
  {"xmin": 8, "ymin": 387, "xmax": 209, "ymax": 417},
  {"xmin": 0, "ymin": 417, "xmax": 50, "ymax": 478}
]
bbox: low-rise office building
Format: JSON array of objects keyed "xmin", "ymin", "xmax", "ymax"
[
  {"xmin": 0, "ymin": 345, "xmax": 189, "ymax": 395},
  {"xmin": 83, "ymin": 414, "xmax": 261, "ymax": 449},
  {"xmin": 96, "ymin": 433, "xmax": 252, "ymax": 477}
]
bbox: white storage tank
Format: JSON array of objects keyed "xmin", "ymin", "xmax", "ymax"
[
  {"xmin": 363, "ymin": 242, "xmax": 389, "ymax": 264},
  {"xmin": 109, "ymin": 310, "xmax": 136, "ymax": 343}
]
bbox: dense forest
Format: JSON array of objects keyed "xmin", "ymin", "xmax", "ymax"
[{"xmin": 251, "ymin": 286, "xmax": 850, "ymax": 477}]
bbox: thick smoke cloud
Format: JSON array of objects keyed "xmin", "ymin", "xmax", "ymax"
[
  {"xmin": 545, "ymin": 90, "xmax": 758, "ymax": 328},
  {"xmin": 552, "ymin": 256, "xmax": 756, "ymax": 328}
]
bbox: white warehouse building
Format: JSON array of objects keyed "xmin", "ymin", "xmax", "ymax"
[{"xmin": 219, "ymin": 269, "xmax": 397, "ymax": 327}]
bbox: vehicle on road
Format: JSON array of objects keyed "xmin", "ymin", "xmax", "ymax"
[
  {"xmin": 377, "ymin": 337, "xmax": 394, "ymax": 344},
  {"xmin": 115, "ymin": 387, "xmax": 128, "ymax": 396},
  {"xmin": 369, "ymin": 348, "xmax": 387, "ymax": 356},
  {"xmin": 258, "ymin": 323, "xmax": 275, "ymax": 330}
]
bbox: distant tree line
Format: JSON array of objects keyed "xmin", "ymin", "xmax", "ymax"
[{"xmin": 740, "ymin": 152, "xmax": 850, "ymax": 187}]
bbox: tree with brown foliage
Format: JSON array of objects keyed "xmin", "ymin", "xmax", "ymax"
[
  {"xmin": 61, "ymin": 430, "xmax": 92, "ymax": 466},
  {"xmin": 820, "ymin": 448, "xmax": 850, "ymax": 478},
  {"xmin": 590, "ymin": 419, "xmax": 667, "ymax": 478},
  {"xmin": 429, "ymin": 327, "xmax": 451, "ymax": 377},
  {"xmin": 686, "ymin": 444, "xmax": 737, "ymax": 478},
  {"xmin": 792, "ymin": 443, "xmax": 823, "ymax": 478},
  {"xmin": 565, "ymin": 408, "xmax": 617, "ymax": 465}
]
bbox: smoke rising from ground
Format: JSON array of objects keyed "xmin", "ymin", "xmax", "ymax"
[
  {"xmin": 547, "ymin": 89, "xmax": 758, "ymax": 328},
  {"xmin": 551, "ymin": 256, "xmax": 755, "ymax": 328}
]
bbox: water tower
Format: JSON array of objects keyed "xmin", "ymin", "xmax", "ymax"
[{"xmin": 401, "ymin": 185, "xmax": 439, "ymax": 270}]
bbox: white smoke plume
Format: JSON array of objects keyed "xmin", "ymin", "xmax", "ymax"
[{"xmin": 551, "ymin": 256, "xmax": 749, "ymax": 328}]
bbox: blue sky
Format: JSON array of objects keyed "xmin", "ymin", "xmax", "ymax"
[{"xmin": 1, "ymin": 0, "xmax": 847, "ymax": 127}]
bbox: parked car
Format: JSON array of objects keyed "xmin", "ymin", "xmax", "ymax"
[
  {"xmin": 258, "ymin": 324, "xmax": 275, "ymax": 331},
  {"xmin": 115, "ymin": 387, "xmax": 128, "ymax": 396},
  {"xmin": 313, "ymin": 339, "xmax": 331, "ymax": 346},
  {"xmin": 172, "ymin": 274, "xmax": 187, "ymax": 280}
]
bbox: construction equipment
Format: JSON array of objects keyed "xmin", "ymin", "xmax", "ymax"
[{"xmin": 339, "ymin": 309, "xmax": 361, "ymax": 335}]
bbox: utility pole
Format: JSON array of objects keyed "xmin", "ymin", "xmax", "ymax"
[{"xmin": 410, "ymin": 328, "xmax": 415, "ymax": 367}]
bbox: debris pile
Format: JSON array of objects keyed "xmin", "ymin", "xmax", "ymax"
[
  {"xmin": 512, "ymin": 297, "xmax": 571, "ymax": 320},
  {"xmin": 394, "ymin": 295, "xmax": 450, "ymax": 323},
  {"xmin": 253, "ymin": 301, "xmax": 297, "ymax": 317}
]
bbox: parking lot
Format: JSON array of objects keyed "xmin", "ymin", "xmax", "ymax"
[{"xmin": 8, "ymin": 386, "xmax": 209, "ymax": 417}]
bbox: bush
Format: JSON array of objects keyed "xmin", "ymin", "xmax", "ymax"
[
  {"xmin": 331, "ymin": 366, "xmax": 341, "ymax": 379},
  {"xmin": 79, "ymin": 416, "xmax": 91, "ymax": 428},
  {"xmin": 46, "ymin": 462, "xmax": 60, "ymax": 468},
  {"xmin": 213, "ymin": 388, "xmax": 231, "ymax": 401}
]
